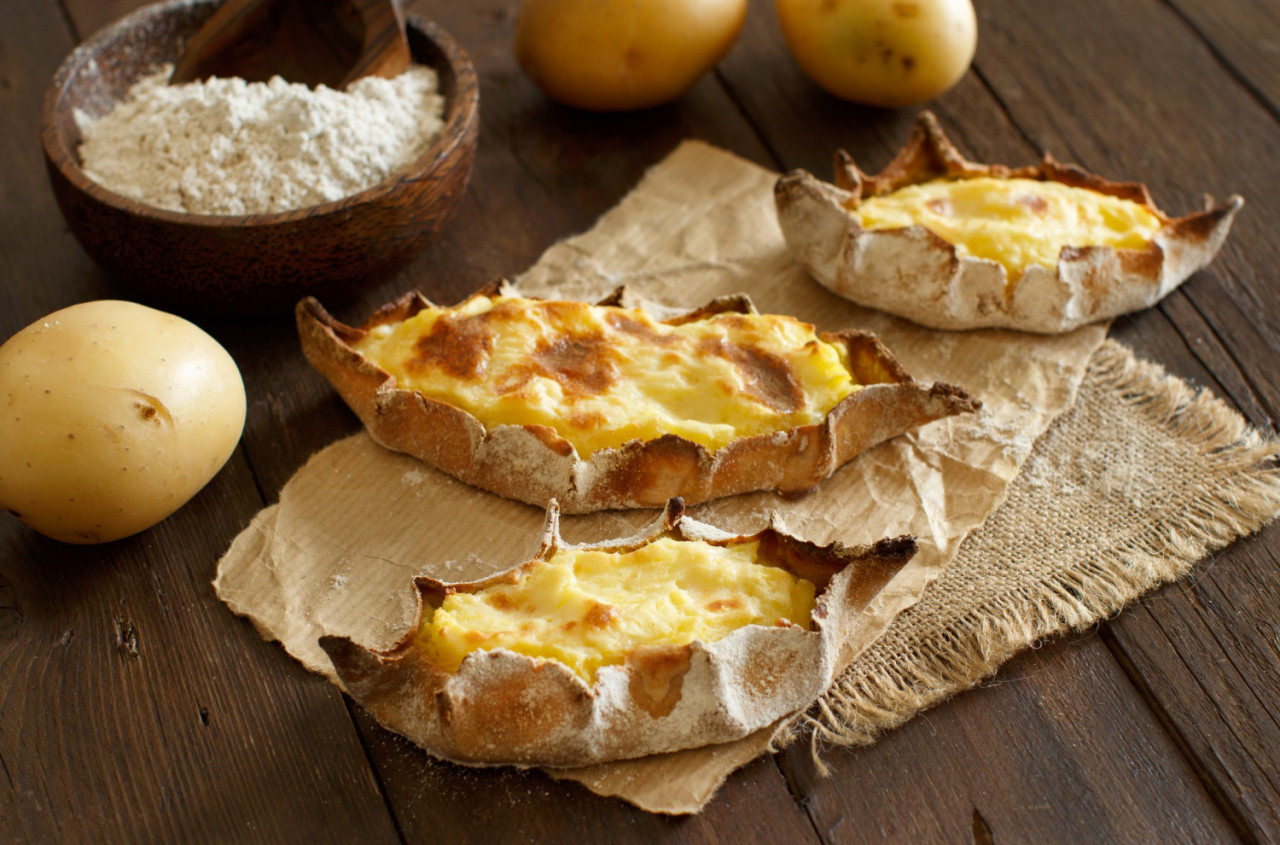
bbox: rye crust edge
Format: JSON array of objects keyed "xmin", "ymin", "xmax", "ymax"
[
  {"xmin": 296, "ymin": 283, "xmax": 980, "ymax": 513},
  {"xmin": 774, "ymin": 111, "xmax": 1243, "ymax": 334},
  {"xmin": 320, "ymin": 498, "xmax": 918, "ymax": 767}
]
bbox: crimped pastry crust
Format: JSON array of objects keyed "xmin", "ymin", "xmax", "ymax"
[
  {"xmin": 774, "ymin": 112, "xmax": 1243, "ymax": 333},
  {"xmin": 321, "ymin": 499, "xmax": 917, "ymax": 767},
  {"xmin": 296, "ymin": 283, "xmax": 978, "ymax": 512}
]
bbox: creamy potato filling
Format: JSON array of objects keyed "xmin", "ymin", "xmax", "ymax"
[
  {"xmin": 418, "ymin": 536, "xmax": 816, "ymax": 683},
  {"xmin": 353, "ymin": 295, "xmax": 860, "ymax": 456},
  {"xmin": 854, "ymin": 176, "xmax": 1163, "ymax": 282}
]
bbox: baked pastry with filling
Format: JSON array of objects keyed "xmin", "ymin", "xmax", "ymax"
[
  {"xmin": 775, "ymin": 112, "xmax": 1242, "ymax": 333},
  {"xmin": 297, "ymin": 283, "xmax": 977, "ymax": 512},
  {"xmin": 321, "ymin": 498, "xmax": 917, "ymax": 766}
]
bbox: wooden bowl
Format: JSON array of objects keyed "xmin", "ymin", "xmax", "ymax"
[{"xmin": 41, "ymin": 0, "xmax": 479, "ymax": 316}]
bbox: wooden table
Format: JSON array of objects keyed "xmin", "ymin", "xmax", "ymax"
[{"xmin": 3, "ymin": 1, "xmax": 1278, "ymax": 841}]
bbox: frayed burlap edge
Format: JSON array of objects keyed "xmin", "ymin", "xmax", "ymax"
[{"xmin": 779, "ymin": 339, "xmax": 1280, "ymax": 768}]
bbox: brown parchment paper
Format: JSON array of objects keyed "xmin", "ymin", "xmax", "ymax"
[{"xmin": 214, "ymin": 142, "xmax": 1106, "ymax": 813}]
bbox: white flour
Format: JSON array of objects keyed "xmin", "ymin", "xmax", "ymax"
[{"xmin": 75, "ymin": 64, "xmax": 445, "ymax": 216}]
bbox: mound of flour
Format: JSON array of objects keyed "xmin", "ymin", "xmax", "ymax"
[{"xmin": 75, "ymin": 65, "xmax": 445, "ymax": 216}]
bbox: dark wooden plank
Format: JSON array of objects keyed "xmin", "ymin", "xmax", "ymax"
[
  {"xmin": 1156, "ymin": 293, "xmax": 1275, "ymax": 433},
  {"xmin": 0, "ymin": 460, "xmax": 400, "ymax": 842},
  {"xmin": 1111, "ymin": 305, "xmax": 1280, "ymax": 842},
  {"xmin": 1103, "ymin": 540, "xmax": 1280, "ymax": 842},
  {"xmin": 1165, "ymin": 0, "xmax": 1280, "ymax": 117},
  {"xmin": 0, "ymin": 0, "xmax": 111, "ymax": 332},
  {"xmin": 779, "ymin": 638, "xmax": 1239, "ymax": 842},
  {"xmin": 57, "ymin": 0, "xmax": 137, "ymax": 38},
  {"xmin": 351, "ymin": 707, "xmax": 818, "ymax": 843},
  {"xmin": 1, "ymin": 1, "xmax": 403, "ymax": 841}
]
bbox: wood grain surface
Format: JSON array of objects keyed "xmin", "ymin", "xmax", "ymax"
[{"xmin": 3, "ymin": 0, "xmax": 1277, "ymax": 841}]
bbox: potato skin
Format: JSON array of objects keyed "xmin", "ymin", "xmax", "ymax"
[
  {"xmin": 775, "ymin": 0, "xmax": 977, "ymax": 107},
  {"xmin": 514, "ymin": 0, "xmax": 747, "ymax": 111},
  {"xmin": 0, "ymin": 301, "xmax": 245, "ymax": 543}
]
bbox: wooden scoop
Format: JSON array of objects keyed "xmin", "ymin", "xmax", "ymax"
[{"xmin": 170, "ymin": 0, "xmax": 410, "ymax": 89}]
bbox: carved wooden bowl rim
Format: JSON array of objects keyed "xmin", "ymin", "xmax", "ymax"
[{"xmin": 40, "ymin": 0, "xmax": 480, "ymax": 230}]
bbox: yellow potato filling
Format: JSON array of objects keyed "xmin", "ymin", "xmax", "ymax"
[
  {"xmin": 419, "ymin": 536, "xmax": 816, "ymax": 684},
  {"xmin": 353, "ymin": 295, "xmax": 860, "ymax": 456},
  {"xmin": 854, "ymin": 176, "xmax": 1163, "ymax": 283}
]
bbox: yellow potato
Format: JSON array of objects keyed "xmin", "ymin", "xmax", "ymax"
[
  {"xmin": 775, "ymin": 0, "xmax": 977, "ymax": 107},
  {"xmin": 0, "ymin": 301, "xmax": 246, "ymax": 544},
  {"xmin": 514, "ymin": 0, "xmax": 748, "ymax": 111}
]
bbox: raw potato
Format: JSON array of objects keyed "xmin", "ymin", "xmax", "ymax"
[
  {"xmin": 775, "ymin": 112, "xmax": 1244, "ymax": 333},
  {"xmin": 322, "ymin": 499, "xmax": 918, "ymax": 767},
  {"xmin": 774, "ymin": 0, "xmax": 977, "ymax": 107},
  {"xmin": 0, "ymin": 301, "xmax": 246, "ymax": 543},
  {"xmin": 514, "ymin": 0, "xmax": 747, "ymax": 111}
]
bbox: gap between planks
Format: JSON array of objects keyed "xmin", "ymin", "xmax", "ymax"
[
  {"xmin": 1097, "ymin": 623, "xmax": 1262, "ymax": 844},
  {"xmin": 1157, "ymin": 0, "xmax": 1280, "ymax": 126},
  {"xmin": 1155, "ymin": 295, "xmax": 1278, "ymax": 432},
  {"xmin": 343, "ymin": 698, "xmax": 410, "ymax": 845}
]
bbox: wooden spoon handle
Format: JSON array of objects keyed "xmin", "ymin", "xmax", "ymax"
[
  {"xmin": 340, "ymin": 0, "xmax": 411, "ymax": 88},
  {"xmin": 170, "ymin": 0, "xmax": 274, "ymax": 85},
  {"xmin": 170, "ymin": 0, "xmax": 410, "ymax": 89}
]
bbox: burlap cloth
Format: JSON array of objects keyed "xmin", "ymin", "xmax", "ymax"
[
  {"xmin": 798, "ymin": 338, "xmax": 1280, "ymax": 752},
  {"xmin": 215, "ymin": 142, "xmax": 1280, "ymax": 814}
]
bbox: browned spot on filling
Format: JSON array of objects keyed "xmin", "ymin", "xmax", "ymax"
[
  {"xmin": 604, "ymin": 312, "xmax": 680, "ymax": 346},
  {"xmin": 706, "ymin": 598, "xmax": 743, "ymax": 612},
  {"xmin": 408, "ymin": 315, "xmax": 493, "ymax": 381},
  {"xmin": 531, "ymin": 332, "xmax": 619, "ymax": 397},
  {"xmin": 583, "ymin": 602, "xmax": 617, "ymax": 630},
  {"xmin": 493, "ymin": 365, "xmax": 535, "ymax": 396},
  {"xmin": 893, "ymin": 1, "xmax": 920, "ymax": 17},
  {"xmin": 926, "ymin": 198, "xmax": 953, "ymax": 215},
  {"xmin": 1016, "ymin": 193, "xmax": 1049, "ymax": 215},
  {"xmin": 709, "ymin": 313, "xmax": 752, "ymax": 331},
  {"xmin": 701, "ymin": 338, "xmax": 804, "ymax": 413},
  {"xmin": 568, "ymin": 409, "xmax": 608, "ymax": 432},
  {"xmin": 487, "ymin": 593, "xmax": 517, "ymax": 611},
  {"xmin": 531, "ymin": 299, "xmax": 588, "ymax": 326}
]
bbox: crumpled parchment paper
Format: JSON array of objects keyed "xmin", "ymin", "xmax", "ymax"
[{"xmin": 215, "ymin": 141, "xmax": 1105, "ymax": 813}]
